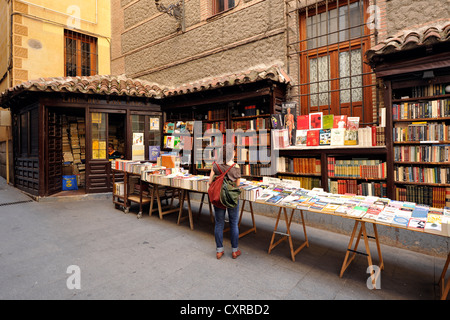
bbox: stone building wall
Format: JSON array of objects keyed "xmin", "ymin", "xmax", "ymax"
[{"xmin": 112, "ymin": 0, "xmax": 287, "ymax": 86}]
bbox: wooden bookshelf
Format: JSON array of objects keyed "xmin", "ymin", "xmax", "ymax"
[
  {"xmin": 384, "ymin": 68, "xmax": 450, "ymax": 208},
  {"xmin": 161, "ymin": 82, "xmax": 285, "ymax": 180}
]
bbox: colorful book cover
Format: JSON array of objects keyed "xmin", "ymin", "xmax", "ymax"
[
  {"xmin": 149, "ymin": 146, "xmax": 160, "ymax": 161},
  {"xmin": 297, "ymin": 115, "xmax": 309, "ymax": 130},
  {"xmin": 333, "ymin": 115, "xmax": 348, "ymax": 129},
  {"xmin": 344, "ymin": 130, "xmax": 358, "ymax": 145},
  {"xmin": 295, "ymin": 130, "xmax": 308, "ymax": 146},
  {"xmin": 309, "ymin": 112, "xmax": 323, "ymax": 130},
  {"xmin": 322, "ymin": 114, "xmax": 334, "ymax": 129},
  {"xmin": 306, "ymin": 130, "xmax": 319, "ymax": 146},
  {"xmin": 319, "ymin": 129, "xmax": 331, "ymax": 145},
  {"xmin": 347, "ymin": 117, "xmax": 360, "ymax": 130},
  {"xmin": 271, "ymin": 114, "xmax": 283, "ymax": 129}
]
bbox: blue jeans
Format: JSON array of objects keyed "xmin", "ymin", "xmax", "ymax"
[{"xmin": 214, "ymin": 203, "xmax": 240, "ymax": 253}]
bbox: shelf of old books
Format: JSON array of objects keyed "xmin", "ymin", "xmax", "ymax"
[{"xmin": 390, "ymin": 76, "xmax": 450, "ymax": 208}]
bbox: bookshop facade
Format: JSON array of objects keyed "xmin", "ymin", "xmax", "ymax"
[{"xmin": 0, "ymin": 75, "xmax": 164, "ymax": 198}]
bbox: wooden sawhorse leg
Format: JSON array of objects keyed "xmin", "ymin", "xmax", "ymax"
[
  {"xmin": 340, "ymin": 220, "xmax": 384, "ymax": 288},
  {"xmin": 223, "ymin": 200, "xmax": 257, "ymax": 238},
  {"xmin": 268, "ymin": 207, "xmax": 309, "ymax": 262},
  {"xmin": 177, "ymin": 189, "xmax": 194, "ymax": 230},
  {"xmin": 197, "ymin": 193, "xmax": 214, "ymax": 223},
  {"xmin": 440, "ymin": 252, "xmax": 450, "ymax": 300},
  {"xmin": 149, "ymin": 184, "xmax": 179, "ymax": 219},
  {"xmin": 238, "ymin": 199, "xmax": 257, "ymax": 238}
]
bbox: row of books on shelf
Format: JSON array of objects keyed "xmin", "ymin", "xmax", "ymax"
[
  {"xmin": 329, "ymin": 180, "xmax": 387, "ymax": 198},
  {"xmin": 273, "ymin": 127, "xmax": 385, "ymax": 148},
  {"xmin": 203, "ymin": 121, "xmax": 227, "ymax": 132},
  {"xmin": 293, "ymin": 113, "xmax": 361, "ymax": 131},
  {"xmin": 277, "ymin": 175, "xmax": 321, "ymax": 190},
  {"xmin": 395, "ymin": 185, "xmax": 450, "ymax": 209},
  {"xmin": 207, "ymin": 108, "xmax": 227, "ymax": 120},
  {"xmin": 393, "ymin": 122, "xmax": 450, "ymax": 142},
  {"xmin": 235, "ymin": 132, "xmax": 270, "ymax": 146},
  {"xmin": 402, "ymin": 83, "xmax": 449, "ymax": 98},
  {"xmin": 394, "ymin": 165, "xmax": 450, "ymax": 185},
  {"xmin": 276, "ymin": 157, "xmax": 321, "ymax": 174},
  {"xmin": 394, "ymin": 144, "xmax": 450, "ymax": 163},
  {"xmin": 328, "ymin": 157, "xmax": 386, "ymax": 179},
  {"xmin": 392, "ymin": 99, "xmax": 450, "ymax": 120},
  {"xmin": 239, "ymin": 163, "xmax": 272, "ymax": 176},
  {"xmin": 232, "ymin": 117, "xmax": 271, "ymax": 131}
]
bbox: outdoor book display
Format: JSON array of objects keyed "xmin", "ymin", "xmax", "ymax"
[{"xmin": 111, "ymin": 159, "xmax": 449, "ymax": 299}]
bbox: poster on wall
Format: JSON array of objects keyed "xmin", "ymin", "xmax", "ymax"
[{"xmin": 150, "ymin": 118, "xmax": 159, "ymax": 131}]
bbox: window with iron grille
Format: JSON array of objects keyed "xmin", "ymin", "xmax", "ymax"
[
  {"xmin": 295, "ymin": 0, "xmax": 375, "ymax": 124},
  {"xmin": 64, "ymin": 30, "xmax": 98, "ymax": 77}
]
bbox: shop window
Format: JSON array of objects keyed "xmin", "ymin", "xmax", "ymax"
[
  {"xmin": 297, "ymin": 0, "xmax": 374, "ymax": 123},
  {"xmin": 212, "ymin": 0, "xmax": 235, "ymax": 15},
  {"xmin": 64, "ymin": 30, "xmax": 98, "ymax": 77}
]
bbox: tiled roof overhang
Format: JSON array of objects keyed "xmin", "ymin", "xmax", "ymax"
[
  {"xmin": 0, "ymin": 65, "xmax": 291, "ymax": 105},
  {"xmin": 163, "ymin": 65, "xmax": 291, "ymax": 97},
  {"xmin": 0, "ymin": 74, "xmax": 165, "ymax": 104},
  {"xmin": 366, "ymin": 22, "xmax": 450, "ymax": 67}
]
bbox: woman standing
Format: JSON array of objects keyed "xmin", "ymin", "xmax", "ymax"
[{"xmin": 208, "ymin": 143, "xmax": 241, "ymax": 259}]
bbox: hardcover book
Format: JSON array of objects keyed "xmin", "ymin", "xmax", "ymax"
[
  {"xmin": 309, "ymin": 112, "xmax": 323, "ymax": 130},
  {"xmin": 306, "ymin": 130, "xmax": 320, "ymax": 146},
  {"xmin": 297, "ymin": 115, "xmax": 309, "ymax": 130},
  {"xmin": 322, "ymin": 114, "xmax": 334, "ymax": 129},
  {"xmin": 271, "ymin": 114, "xmax": 283, "ymax": 129},
  {"xmin": 295, "ymin": 130, "xmax": 308, "ymax": 146},
  {"xmin": 347, "ymin": 117, "xmax": 360, "ymax": 130},
  {"xmin": 319, "ymin": 129, "xmax": 331, "ymax": 145},
  {"xmin": 344, "ymin": 130, "xmax": 358, "ymax": 145},
  {"xmin": 333, "ymin": 115, "xmax": 347, "ymax": 129},
  {"xmin": 330, "ymin": 128, "xmax": 345, "ymax": 146}
]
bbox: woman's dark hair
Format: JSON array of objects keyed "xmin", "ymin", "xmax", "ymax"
[{"xmin": 220, "ymin": 142, "xmax": 235, "ymax": 164}]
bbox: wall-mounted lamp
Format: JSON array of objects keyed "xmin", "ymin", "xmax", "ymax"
[{"xmin": 155, "ymin": 0, "xmax": 185, "ymax": 32}]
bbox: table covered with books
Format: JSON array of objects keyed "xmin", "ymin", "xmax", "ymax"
[{"xmin": 111, "ymin": 160, "xmax": 450, "ymax": 299}]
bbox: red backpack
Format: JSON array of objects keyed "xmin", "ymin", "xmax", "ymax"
[{"xmin": 208, "ymin": 162, "xmax": 236, "ymax": 209}]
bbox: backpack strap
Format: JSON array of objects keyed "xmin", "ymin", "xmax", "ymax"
[{"xmin": 214, "ymin": 162, "xmax": 235, "ymax": 175}]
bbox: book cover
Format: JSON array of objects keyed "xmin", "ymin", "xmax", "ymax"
[
  {"xmin": 297, "ymin": 115, "xmax": 309, "ymax": 130},
  {"xmin": 309, "ymin": 112, "xmax": 323, "ymax": 130},
  {"xmin": 425, "ymin": 214, "xmax": 442, "ymax": 234},
  {"xmin": 319, "ymin": 129, "xmax": 331, "ymax": 145},
  {"xmin": 164, "ymin": 122, "xmax": 175, "ymax": 133},
  {"xmin": 347, "ymin": 117, "xmax": 360, "ymax": 130},
  {"xmin": 344, "ymin": 130, "xmax": 358, "ymax": 145},
  {"xmin": 330, "ymin": 128, "xmax": 345, "ymax": 146},
  {"xmin": 322, "ymin": 114, "xmax": 334, "ymax": 129},
  {"xmin": 306, "ymin": 130, "xmax": 319, "ymax": 146},
  {"xmin": 271, "ymin": 114, "xmax": 283, "ymax": 129},
  {"xmin": 408, "ymin": 217, "xmax": 426, "ymax": 230},
  {"xmin": 149, "ymin": 146, "xmax": 160, "ymax": 161},
  {"xmin": 133, "ymin": 132, "xmax": 144, "ymax": 145},
  {"xmin": 333, "ymin": 115, "xmax": 347, "ymax": 129},
  {"xmin": 295, "ymin": 130, "xmax": 308, "ymax": 146}
]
